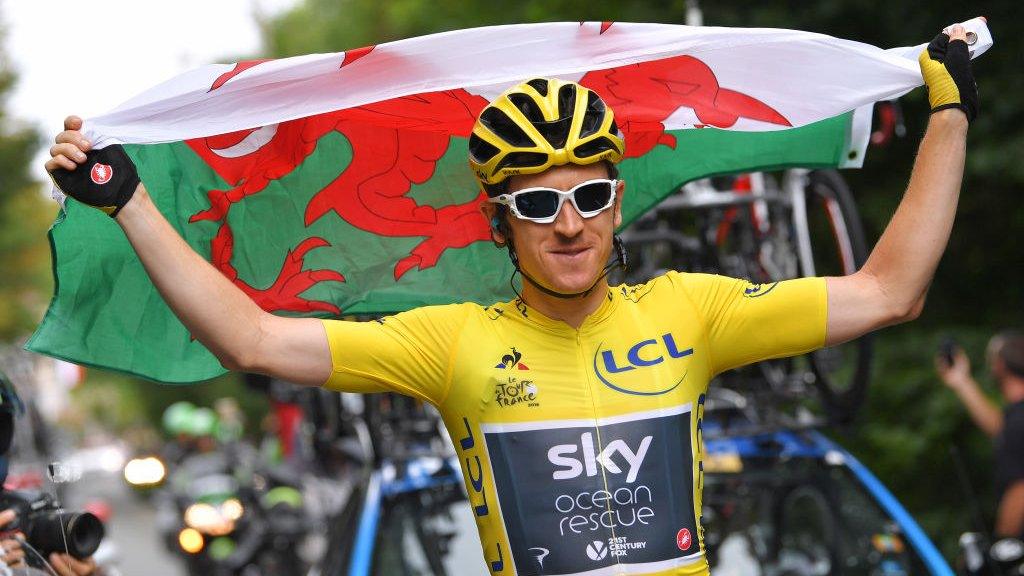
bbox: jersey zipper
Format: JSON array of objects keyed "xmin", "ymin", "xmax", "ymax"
[{"xmin": 575, "ymin": 329, "xmax": 625, "ymax": 574}]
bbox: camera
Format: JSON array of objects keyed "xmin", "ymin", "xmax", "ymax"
[
  {"xmin": 939, "ymin": 336, "xmax": 959, "ymax": 367},
  {"xmin": 0, "ymin": 371, "xmax": 104, "ymax": 562},
  {"xmin": 0, "ymin": 489, "xmax": 105, "ymax": 560}
]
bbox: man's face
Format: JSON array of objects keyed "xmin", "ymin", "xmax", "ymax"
[
  {"xmin": 484, "ymin": 162, "xmax": 624, "ymax": 295},
  {"xmin": 986, "ymin": 337, "xmax": 1016, "ymax": 401},
  {"xmin": 988, "ymin": 338, "xmax": 1007, "ymax": 381}
]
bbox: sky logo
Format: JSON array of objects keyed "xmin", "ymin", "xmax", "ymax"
[{"xmin": 547, "ymin": 431, "xmax": 652, "ymax": 483}]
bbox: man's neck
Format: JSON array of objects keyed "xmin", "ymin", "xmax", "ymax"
[{"xmin": 520, "ymin": 280, "xmax": 610, "ymax": 330}]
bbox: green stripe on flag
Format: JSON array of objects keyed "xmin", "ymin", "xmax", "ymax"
[{"xmin": 619, "ymin": 113, "xmax": 852, "ymax": 224}]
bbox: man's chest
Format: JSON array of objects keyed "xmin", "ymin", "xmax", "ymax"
[
  {"xmin": 446, "ymin": 320, "xmax": 712, "ymax": 423},
  {"xmin": 440, "ymin": 318, "xmax": 713, "ymax": 574}
]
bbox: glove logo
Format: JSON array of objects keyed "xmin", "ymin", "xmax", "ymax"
[{"xmin": 90, "ymin": 163, "xmax": 113, "ymax": 185}]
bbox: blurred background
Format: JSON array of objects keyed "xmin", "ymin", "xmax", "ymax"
[{"xmin": 0, "ymin": 0, "xmax": 1020, "ymax": 573}]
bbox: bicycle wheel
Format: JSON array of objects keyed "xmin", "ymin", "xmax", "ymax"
[
  {"xmin": 799, "ymin": 169, "xmax": 873, "ymax": 424},
  {"xmin": 772, "ymin": 483, "xmax": 840, "ymax": 576}
]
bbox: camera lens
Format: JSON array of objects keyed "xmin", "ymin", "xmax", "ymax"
[
  {"xmin": 28, "ymin": 511, "xmax": 105, "ymax": 559},
  {"xmin": 65, "ymin": 512, "xmax": 105, "ymax": 558}
]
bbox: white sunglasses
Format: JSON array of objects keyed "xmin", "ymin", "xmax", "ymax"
[{"xmin": 488, "ymin": 178, "xmax": 618, "ymax": 224}]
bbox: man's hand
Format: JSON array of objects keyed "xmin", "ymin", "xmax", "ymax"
[
  {"xmin": 0, "ymin": 508, "xmax": 98, "ymax": 575},
  {"xmin": 919, "ymin": 24, "xmax": 979, "ymax": 122},
  {"xmin": 48, "ymin": 552, "xmax": 98, "ymax": 576},
  {"xmin": 936, "ymin": 345, "xmax": 974, "ymax": 391},
  {"xmin": 936, "ymin": 343, "xmax": 1005, "ymax": 437},
  {"xmin": 0, "ymin": 509, "xmax": 26, "ymax": 569},
  {"xmin": 45, "ymin": 116, "xmax": 141, "ymax": 218}
]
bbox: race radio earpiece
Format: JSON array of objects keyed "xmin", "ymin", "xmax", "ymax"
[
  {"xmin": 613, "ymin": 234, "xmax": 628, "ymax": 271},
  {"xmin": 490, "ymin": 217, "xmax": 501, "ymax": 232}
]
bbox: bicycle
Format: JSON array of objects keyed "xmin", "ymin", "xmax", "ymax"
[
  {"xmin": 312, "ymin": 388, "xmax": 475, "ymax": 576},
  {"xmin": 618, "ymin": 164, "xmax": 873, "ymax": 425}
]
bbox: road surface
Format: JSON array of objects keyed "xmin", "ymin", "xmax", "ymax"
[{"xmin": 65, "ymin": 469, "xmax": 183, "ymax": 576}]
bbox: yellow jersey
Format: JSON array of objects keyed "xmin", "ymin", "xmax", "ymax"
[{"xmin": 322, "ymin": 271, "xmax": 827, "ymax": 576}]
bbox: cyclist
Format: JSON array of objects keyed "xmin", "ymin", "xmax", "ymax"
[{"xmin": 45, "ymin": 26, "xmax": 977, "ymax": 575}]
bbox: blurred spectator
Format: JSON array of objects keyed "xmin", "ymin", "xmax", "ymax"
[
  {"xmin": 213, "ymin": 397, "xmax": 244, "ymax": 443},
  {"xmin": 937, "ymin": 331, "xmax": 1024, "ymax": 538}
]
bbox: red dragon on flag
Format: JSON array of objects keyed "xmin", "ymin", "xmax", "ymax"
[{"xmin": 184, "ymin": 46, "xmax": 790, "ymax": 316}]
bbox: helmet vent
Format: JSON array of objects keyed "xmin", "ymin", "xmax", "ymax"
[
  {"xmin": 579, "ymin": 90, "xmax": 606, "ymax": 138},
  {"xmin": 468, "ymin": 133, "xmax": 500, "ymax": 163},
  {"xmin": 525, "ymin": 78, "xmax": 549, "ymax": 97},
  {"xmin": 507, "ymin": 93, "xmax": 545, "ymax": 123},
  {"xmin": 496, "ymin": 152, "xmax": 548, "ymax": 171},
  {"xmin": 480, "ymin": 107, "xmax": 533, "ymax": 148},
  {"xmin": 556, "ymin": 83, "xmax": 577, "ymax": 118},
  {"xmin": 535, "ymin": 117, "xmax": 572, "ymax": 149},
  {"xmin": 574, "ymin": 136, "xmax": 618, "ymax": 160}
]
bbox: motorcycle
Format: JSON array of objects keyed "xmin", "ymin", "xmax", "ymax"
[
  {"xmin": 159, "ymin": 445, "xmax": 310, "ymax": 576},
  {"xmin": 122, "ymin": 453, "xmax": 168, "ymax": 498}
]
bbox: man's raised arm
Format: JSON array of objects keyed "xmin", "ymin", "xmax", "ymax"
[
  {"xmin": 824, "ymin": 24, "xmax": 977, "ymax": 345},
  {"xmin": 45, "ymin": 116, "xmax": 332, "ymax": 386}
]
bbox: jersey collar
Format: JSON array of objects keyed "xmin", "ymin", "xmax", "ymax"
[{"xmin": 512, "ymin": 288, "xmax": 618, "ymax": 334}]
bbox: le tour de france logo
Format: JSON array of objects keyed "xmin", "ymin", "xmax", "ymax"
[{"xmin": 593, "ymin": 333, "xmax": 693, "ymax": 395}]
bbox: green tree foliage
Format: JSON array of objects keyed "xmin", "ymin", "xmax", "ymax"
[
  {"xmin": 262, "ymin": 0, "xmax": 1021, "ymax": 558},
  {"xmin": 0, "ymin": 27, "xmax": 52, "ymax": 340},
  {"xmin": 68, "ymin": 370, "xmax": 269, "ymax": 443}
]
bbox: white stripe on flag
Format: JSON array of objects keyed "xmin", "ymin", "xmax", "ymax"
[{"xmin": 83, "ymin": 18, "xmax": 991, "ymax": 148}]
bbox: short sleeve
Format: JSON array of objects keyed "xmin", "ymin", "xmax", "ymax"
[
  {"xmin": 673, "ymin": 273, "xmax": 828, "ymax": 375},
  {"xmin": 320, "ymin": 303, "xmax": 470, "ymax": 405}
]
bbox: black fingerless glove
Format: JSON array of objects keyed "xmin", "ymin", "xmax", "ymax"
[
  {"xmin": 919, "ymin": 33, "xmax": 979, "ymax": 122},
  {"xmin": 49, "ymin": 145, "xmax": 140, "ymax": 217}
]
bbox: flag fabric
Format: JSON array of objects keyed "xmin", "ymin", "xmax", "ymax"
[{"xmin": 28, "ymin": 19, "xmax": 992, "ymax": 383}]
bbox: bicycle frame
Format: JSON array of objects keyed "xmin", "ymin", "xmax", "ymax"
[
  {"xmin": 647, "ymin": 168, "xmax": 857, "ymax": 281},
  {"xmin": 783, "ymin": 169, "xmax": 816, "ymax": 277}
]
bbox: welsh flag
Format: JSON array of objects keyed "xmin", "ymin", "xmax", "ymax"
[{"xmin": 28, "ymin": 19, "xmax": 992, "ymax": 382}]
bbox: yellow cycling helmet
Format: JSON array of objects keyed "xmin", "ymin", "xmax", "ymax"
[{"xmin": 469, "ymin": 78, "xmax": 625, "ymax": 192}]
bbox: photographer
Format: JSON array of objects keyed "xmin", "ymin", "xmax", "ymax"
[
  {"xmin": 937, "ymin": 331, "xmax": 1024, "ymax": 538},
  {"xmin": 0, "ymin": 373, "xmax": 103, "ymax": 576}
]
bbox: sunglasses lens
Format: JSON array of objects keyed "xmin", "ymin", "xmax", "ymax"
[
  {"xmin": 514, "ymin": 190, "xmax": 559, "ymax": 219},
  {"xmin": 574, "ymin": 181, "xmax": 613, "ymax": 213}
]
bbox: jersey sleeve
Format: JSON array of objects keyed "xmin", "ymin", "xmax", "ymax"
[
  {"xmin": 320, "ymin": 304, "xmax": 470, "ymax": 405},
  {"xmin": 672, "ymin": 272, "xmax": 828, "ymax": 375}
]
